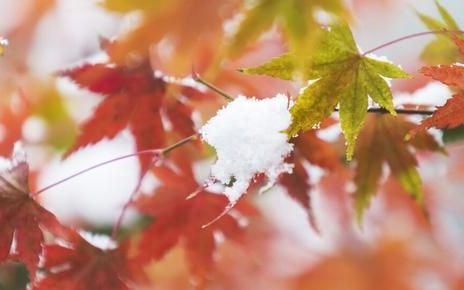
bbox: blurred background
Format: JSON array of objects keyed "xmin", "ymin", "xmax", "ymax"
[{"xmin": 0, "ymin": 0, "xmax": 464, "ymax": 289}]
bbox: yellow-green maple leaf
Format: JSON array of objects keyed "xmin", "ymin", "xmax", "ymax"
[
  {"xmin": 228, "ymin": 0, "xmax": 348, "ymax": 59},
  {"xmin": 417, "ymin": 1, "xmax": 462, "ymax": 65},
  {"xmin": 242, "ymin": 22, "xmax": 410, "ymax": 159}
]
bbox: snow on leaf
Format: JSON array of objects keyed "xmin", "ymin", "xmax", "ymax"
[
  {"xmin": 200, "ymin": 94, "xmax": 294, "ymax": 203},
  {"xmin": 133, "ymin": 151, "xmax": 258, "ymax": 286},
  {"xmin": 33, "ymin": 234, "xmax": 133, "ymax": 290},
  {"xmin": 79, "ymin": 231, "xmax": 117, "ymax": 251},
  {"xmin": 242, "ymin": 21, "xmax": 410, "ymax": 159},
  {"xmin": 61, "ymin": 61, "xmax": 202, "ymax": 171},
  {"xmin": 0, "ymin": 143, "xmax": 71, "ymax": 279},
  {"xmin": 353, "ymin": 115, "xmax": 443, "ymax": 223}
]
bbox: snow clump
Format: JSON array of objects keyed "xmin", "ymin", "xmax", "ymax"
[{"xmin": 200, "ymin": 94, "xmax": 294, "ymax": 204}]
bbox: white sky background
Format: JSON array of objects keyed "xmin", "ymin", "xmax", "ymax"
[{"xmin": 0, "ymin": 0, "xmax": 462, "ymax": 247}]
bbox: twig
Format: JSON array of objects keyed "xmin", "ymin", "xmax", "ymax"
[
  {"xmin": 192, "ymin": 74, "xmax": 234, "ymax": 101},
  {"xmin": 362, "ymin": 29, "xmax": 464, "ymax": 56},
  {"xmin": 32, "ymin": 135, "xmax": 198, "ymax": 197},
  {"xmin": 334, "ymin": 107, "xmax": 434, "ymax": 115}
]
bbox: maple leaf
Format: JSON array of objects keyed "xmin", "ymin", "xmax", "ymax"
[
  {"xmin": 132, "ymin": 151, "xmax": 258, "ymax": 287},
  {"xmin": 353, "ymin": 114, "xmax": 443, "ymax": 222},
  {"xmin": 242, "ymin": 21, "xmax": 410, "ymax": 159},
  {"xmin": 0, "ymin": 143, "xmax": 71, "ymax": 279},
  {"xmin": 61, "ymin": 61, "xmax": 201, "ymax": 170},
  {"xmin": 103, "ymin": 0, "xmax": 241, "ymax": 75},
  {"xmin": 0, "ymin": 0, "xmax": 55, "ymax": 100},
  {"xmin": 417, "ymin": 1, "xmax": 462, "ymax": 65},
  {"xmin": 279, "ymin": 130, "xmax": 340, "ymax": 228},
  {"xmin": 413, "ymin": 38, "xmax": 464, "ymax": 133},
  {"xmin": 291, "ymin": 238, "xmax": 441, "ymax": 290},
  {"xmin": 33, "ymin": 233, "xmax": 133, "ymax": 290},
  {"xmin": 0, "ymin": 96, "xmax": 29, "ymax": 157},
  {"xmin": 228, "ymin": 0, "xmax": 348, "ymax": 58}
]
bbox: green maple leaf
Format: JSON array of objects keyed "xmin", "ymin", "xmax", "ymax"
[
  {"xmin": 228, "ymin": 0, "xmax": 348, "ymax": 58},
  {"xmin": 241, "ymin": 22, "xmax": 410, "ymax": 159},
  {"xmin": 417, "ymin": 0, "xmax": 462, "ymax": 65}
]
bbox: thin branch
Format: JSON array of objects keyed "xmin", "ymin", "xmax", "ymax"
[
  {"xmin": 334, "ymin": 107, "xmax": 434, "ymax": 115},
  {"xmin": 31, "ymin": 150, "xmax": 160, "ymax": 197},
  {"xmin": 111, "ymin": 161, "xmax": 154, "ymax": 240},
  {"xmin": 111, "ymin": 134, "xmax": 199, "ymax": 239},
  {"xmin": 362, "ymin": 29, "xmax": 464, "ymax": 56},
  {"xmin": 32, "ymin": 134, "xmax": 198, "ymax": 197},
  {"xmin": 192, "ymin": 74, "xmax": 235, "ymax": 101},
  {"xmin": 162, "ymin": 134, "xmax": 199, "ymax": 155}
]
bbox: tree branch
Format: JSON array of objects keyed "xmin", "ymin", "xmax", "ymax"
[{"xmin": 335, "ymin": 107, "xmax": 434, "ymax": 115}]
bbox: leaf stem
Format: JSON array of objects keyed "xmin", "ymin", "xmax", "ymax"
[
  {"xmin": 32, "ymin": 134, "xmax": 198, "ymax": 197},
  {"xmin": 163, "ymin": 134, "xmax": 199, "ymax": 154},
  {"xmin": 362, "ymin": 29, "xmax": 464, "ymax": 56},
  {"xmin": 192, "ymin": 74, "xmax": 235, "ymax": 101},
  {"xmin": 111, "ymin": 162, "xmax": 153, "ymax": 240}
]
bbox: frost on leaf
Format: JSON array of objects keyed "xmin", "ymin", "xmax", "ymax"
[{"xmin": 200, "ymin": 94, "xmax": 294, "ymax": 203}]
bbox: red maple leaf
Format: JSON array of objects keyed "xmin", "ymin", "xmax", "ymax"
[
  {"xmin": 414, "ymin": 38, "xmax": 464, "ymax": 132},
  {"xmin": 132, "ymin": 150, "xmax": 259, "ymax": 287},
  {"xmin": 0, "ymin": 144, "xmax": 71, "ymax": 279},
  {"xmin": 279, "ymin": 129, "xmax": 341, "ymax": 229},
  {"xmin": 61, "ymin": 61, "xmax": 204, "ymax": 170},
  {"xmin": 33, "ymin": 234, "xmax": 133, "ymax": 290}
]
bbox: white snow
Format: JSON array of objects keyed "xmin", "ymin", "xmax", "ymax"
[
  {"xmin": 395, "ymin": 81, "xmax": 453, "ymax": 107},
  {"xmin": 0, "ymin": 141, "xmax": 27, "ymax": 172},
  {"xmin": 199, "ymin": 94, "xmax": 294, "ymax": 203},
  {"xmin": 79, "ymin": 231, "xmax": 117, "ymax": 250}
]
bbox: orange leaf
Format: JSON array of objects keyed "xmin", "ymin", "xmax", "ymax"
[
  {"xmin": 132, "ymin": 151, "xmax": 259, "ymax": 286},
  {"xmin": 415, "ymin": 38, "xmax": 464, "ymax": 132},
  {"xmin": 34, "ymin": 235, "xmax": 133, "ymax": 290},
  {"xmin": 106, "ymin": 0, "xmax": 241, "ymax": 75}
]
